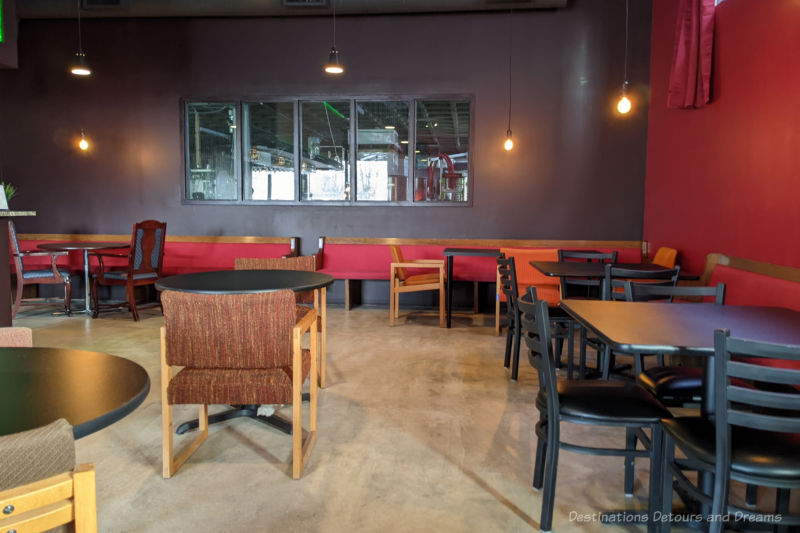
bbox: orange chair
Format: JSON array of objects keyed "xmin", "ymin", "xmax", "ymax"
[
  {"xmin": 495, "ymin": 248, "xmax": 560, "ymax": 335},
  {"xmin": 652, "ymin": 246, "xmax": 678, "ymax": 268},
  {"xmin": 389, "ymin": 245, "xmax": 445, "ymax": 327}
]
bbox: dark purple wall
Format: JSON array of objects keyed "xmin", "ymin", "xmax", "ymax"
[{"xmin": 0, "ymin": 0, "xmax": 652, "ymax": 254}]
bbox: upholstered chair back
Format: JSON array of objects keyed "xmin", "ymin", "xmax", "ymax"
[
  {"xmin": 234, "ymin": 256, "xmax": 316, "ymax": 305},
  {"xmin": 162, "ymin": 290, "xmax": 296, "ymax": 369}
]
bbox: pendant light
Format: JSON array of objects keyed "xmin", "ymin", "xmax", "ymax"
[
  {"xmin": 324, "ymin": 1, "xmax": 344, "ymax": 75},
  {"xmin": 616, "ymin": 0, "xmax": 631, "ymax": 114},
  {"xmin": 78, "ymin": 130, "xmax": 89, "ymax": 151},
  {"xmin": 70, "ymin": 0, "xmax": 91, "ymax": 76},
  {"xmin": 503, "ymin": 10, "xmax": 514, "ymax": 151}
]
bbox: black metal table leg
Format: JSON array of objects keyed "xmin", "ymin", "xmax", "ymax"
[{"xmin": 175, "ymin": 393, "xmax": 311, "ymax": 436}]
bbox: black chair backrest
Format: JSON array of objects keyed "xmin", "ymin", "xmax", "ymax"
[
  {"xmin": 624, "ymin": 282, "xmax": 725, "ymax": 305},
  {"xmin": 602, "ymin": 264, "xmax": 680, "ymax": 301},
  {"xmin": 557, "ymin": 250, "xmax": 618, "ymax": 299},
  {"xmin": 558, "ymin": 250, "xmax": 618, "ymax": 263},
  {"xmin": 713, "ymin": 329, "xmax": 800, "ymax": 486},
  {"xmin": 519, "ymin": 287, "xmax": 559, "ymax": 419},
  {"xmin": 497, "ymin": 254, "xmax": 519, "ymax": 325}
]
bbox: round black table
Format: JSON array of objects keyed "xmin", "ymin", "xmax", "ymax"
[
  {"xmin": 0, "ymin": 347, "xmax": 150, "ymax": 438},
  {"xmin": 156, "ymin": 269, "xmax": 333, "ymax": 294},
  {"xmin": 156, "ymin": 269, "xmax": 334, "ymax": 435}
]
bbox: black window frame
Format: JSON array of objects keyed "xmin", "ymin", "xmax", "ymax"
[{"xmin": 180, "ymin": 94, "xmax": 475, "ymax": 207}]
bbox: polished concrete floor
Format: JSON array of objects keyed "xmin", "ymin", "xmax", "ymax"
[{"xmin": 13, "ymin": 304, "xmax": 790, "ymax": 532}]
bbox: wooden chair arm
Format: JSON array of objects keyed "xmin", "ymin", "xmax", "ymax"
[
  {"xmin": 391, "ymin": 261, "xmax": 444, "ymax": 270},
  {"xmin": 17, "ymin": 250, "xmax": 68, "ymax": 258},
  {"xmin": 294, "ymin": 307, "xmax": 318, "ymax": 335},
  {"xmin": 88, "ymin": 250, "xmax": 130, "ymax": 258}
]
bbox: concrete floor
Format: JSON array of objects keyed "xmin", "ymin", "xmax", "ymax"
[{"xmin": 13, "ymin": 304, "xmax": 786, "ymax": 532}]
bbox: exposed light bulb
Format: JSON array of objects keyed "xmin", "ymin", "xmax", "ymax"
[
  {"xmin": 78, "ymin": 130, "xmax": 89, "ymax": 151},
  {"xmin": 617, "ymin": 95, "xmax": 632, "ymax": 114},
  {"xmin": 324, "ymin": 47, "xmax": 344, "ymax": 74},
  {"xmin": 504, "ymin": 129, "xmax": 514, "ymax": 151}
]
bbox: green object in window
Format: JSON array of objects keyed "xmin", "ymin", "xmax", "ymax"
[{"xmin": 0, "ymin": 1, "xmax": 5, "ymax": 43}]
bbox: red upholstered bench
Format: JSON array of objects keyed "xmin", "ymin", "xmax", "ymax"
[
  {"xmin": 15, "ymin": 234, "xmax": 298, "ymax": 277},
  {"xmin": 314, "ymin": 237, "xmax": 645, "ymax": 310}
]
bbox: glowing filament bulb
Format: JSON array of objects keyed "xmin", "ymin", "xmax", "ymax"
[
  {"xmin": 617, "ymin": 95, "xmax": 632, "ymax": 114},
  {"xmin": 78, "ymin": 131, "xmax": 89, "ymax": 151},
  {"xmin": 504, "ymin": 129, "xmax": 514, "ymax": 151}
]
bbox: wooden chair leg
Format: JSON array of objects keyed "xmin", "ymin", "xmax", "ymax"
[
  {"xmin": 64, "ymin": 280, "xmax": 72, "ymax": 316},
  {"xmin": 13, "ymin": 280, "xmax": 23, "ymax": 319},
  {"xmin": 161, "ymin": 327, "xmax": 207, "ymax": 478},
  {"xmin": 389, "ymin": 279, "xmax": 395, "ymax": 326},
  {"xmin": 127, "ymin": 283, "xmax": 139, "ymax": 321},
  {"xmin": 91, "ymin": 278, "xmax": 100, "ymax": 318},
  {"xmin": 438, "ymin": 284, "xmax": 445, "ymax": 328},
  {"xmin": 317, "ymin": 287, "xmax": 327, "ymax": 389},
  {"xmin": 72, "ymin": 463, "xmax": 98, "ymax": 533}
]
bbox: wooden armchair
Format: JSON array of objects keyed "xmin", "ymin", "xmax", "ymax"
[
  {"xmin": 388, "ymin": 245, "xmax": 445, "ymax": 327},
  {"xmin": 91, "ymin": 220, "xmax": 166, "ymax": 321},
  {"xmin": 8, "ymin": 221, "xmax": 72, "ymax": 318},
  {"xmin": 0, "ymin": 418, "xmax": 97, "ymax": 533},
  {"xmin": 161, "ymin": 289, "xmax": 318, "ymax": 479},
  {"xmin": 235, "ymin": 255, "xmax": 328, "ymax": 388}
]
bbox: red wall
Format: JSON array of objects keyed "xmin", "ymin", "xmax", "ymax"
[{"xmin": 644, "ymin": 0, "xmax": 800, "ymax": 275}]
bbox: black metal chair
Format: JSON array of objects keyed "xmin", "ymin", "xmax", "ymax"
[
  {"xmin": 624, "ymin": 282, "xmax": 725, "ymax": 407},
  {"xmin": 660, "ymin": 330, "xmax": 800, "ymax": 533},
  {"xmin": 557, "ymin": 249, "xmax": 617, "ymax": 300},
  {"xmin": 519, "ymin": 287, "xmax": 669, "ymax": 532},
  {"xmin": 499, "ymin": 255, "xmax": 572, "ymax": 381},
  {"xmin": 594, "ymin": 265, "xmax": 682, "ymax": 379}
]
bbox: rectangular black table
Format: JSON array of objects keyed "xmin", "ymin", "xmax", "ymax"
[
  {"xmin": 559, "ymin": 299, "xmax": 800, "ymax": 414},
  {"xmin": 442, "ymin": 248, "xmax": 500, "ymax": 328}
]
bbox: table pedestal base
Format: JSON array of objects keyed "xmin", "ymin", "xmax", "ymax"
[{"xmin": 175, "ymin": 394, "xmax": 311, "ymax": 436}]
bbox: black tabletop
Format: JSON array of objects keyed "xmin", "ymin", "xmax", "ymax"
[
  {"xmin": 0, "ymin": 347, "xmax": 150, "ymax": 438},
  {"xmin": 531, "ymin": 261, "xmax": 676, "ymax": 278},
  {"xmin": 156, "ymin": 269, "xmax": 334, "ymax": 294},
  {"xmin": 560, "ymin": 300, "xmax": 800, "ymax": 355},
  {"xmin": 38, "ymin": 242, "xmax": 129, "ymax": 252},
  {"xmin": 442, "ymin": 248, "xmax": 501, "ymax": 257}
]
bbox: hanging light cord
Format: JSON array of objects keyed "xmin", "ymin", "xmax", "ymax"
[
  {"xmin": 332, "ymin": 0, "xmax": 337, "ymax": 49},
  {"xmin": 77, "ymin": 0, "xmax": 84, "ymax": 54},
  {"xmin": 622, "ymin": 0, "xmax": 629, "ymax": 87},
  {"xmin": 507, "ymin": 9, "xmax": 513, "ymax": 132}
]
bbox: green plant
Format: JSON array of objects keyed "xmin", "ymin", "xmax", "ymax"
[{"xmin": 1, "ymin": 182, "xmax": 16, "ymax": 201}]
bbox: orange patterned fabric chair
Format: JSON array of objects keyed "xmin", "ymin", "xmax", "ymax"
[
  {"xmin": 160, "ymin": 290, "xmax": 318, "ymax": 479},
  {"xmin": 389, "ymin": 245, "xmax": 445, "ymax": 327},
  {"xmin": 234, "ymin": 255, "xmax": 328, "ymax": 388},
  {"xmin": 495, "ymin": 248, "xmax": 560, "ymax": 335}
]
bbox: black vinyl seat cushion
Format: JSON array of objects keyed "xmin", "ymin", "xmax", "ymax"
[
  {"xmin": 637, "ymin": 366, "xmax": 703, "ymax": 401},
  {"xmin": 663, "ymin": 417, "xmax": 800, "ymax": 480},
  {"xmin": 22, "ymin": 269, "xmax": 71, "ymax": 280},
  {"xmin": 536, "ymin": 380, "xmax": 672, "ymax": 424}
]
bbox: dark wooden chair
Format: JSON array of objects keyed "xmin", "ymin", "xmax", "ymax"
[
  {"xmin": 8, "ymin": 220, "xmax": 71, "ymax": 318},
  {"xmin": 160, "ymin": 289, "xmax": 318, "ymax": 479},
  {"xmin": 90, "ymin": 219, "xmax": 166, "ymax": 321},
  {"xmin": 519, "ymin": 287, "xmax": 669, "ymax": 532},
  {"xmin": 660, "ymin": 330, "xmax": 800, "ymax": 533}
]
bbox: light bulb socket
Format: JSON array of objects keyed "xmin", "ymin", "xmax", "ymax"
[
  {"xmin": 506, "ymin": 129, "xmax": 513, "ymax": 139},
  {"xmin": 324, "ymin": 47, "xmax": 343, "ymax": 74},
  {"xmin": 70, "ymin": 51, "xmax": 92, "ymax": 76},
  {"xmin": 621, "ymin": 80, "xmax": 630, "ymax": 95}
]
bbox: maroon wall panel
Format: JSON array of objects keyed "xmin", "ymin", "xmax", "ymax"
[
  {"xmin": 0, "ymin": 1, "xmax": 652, "ymax": 253},
  {"xmin": 644, "ymin": 0, "xmax": 800, "ymax": 274}
]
